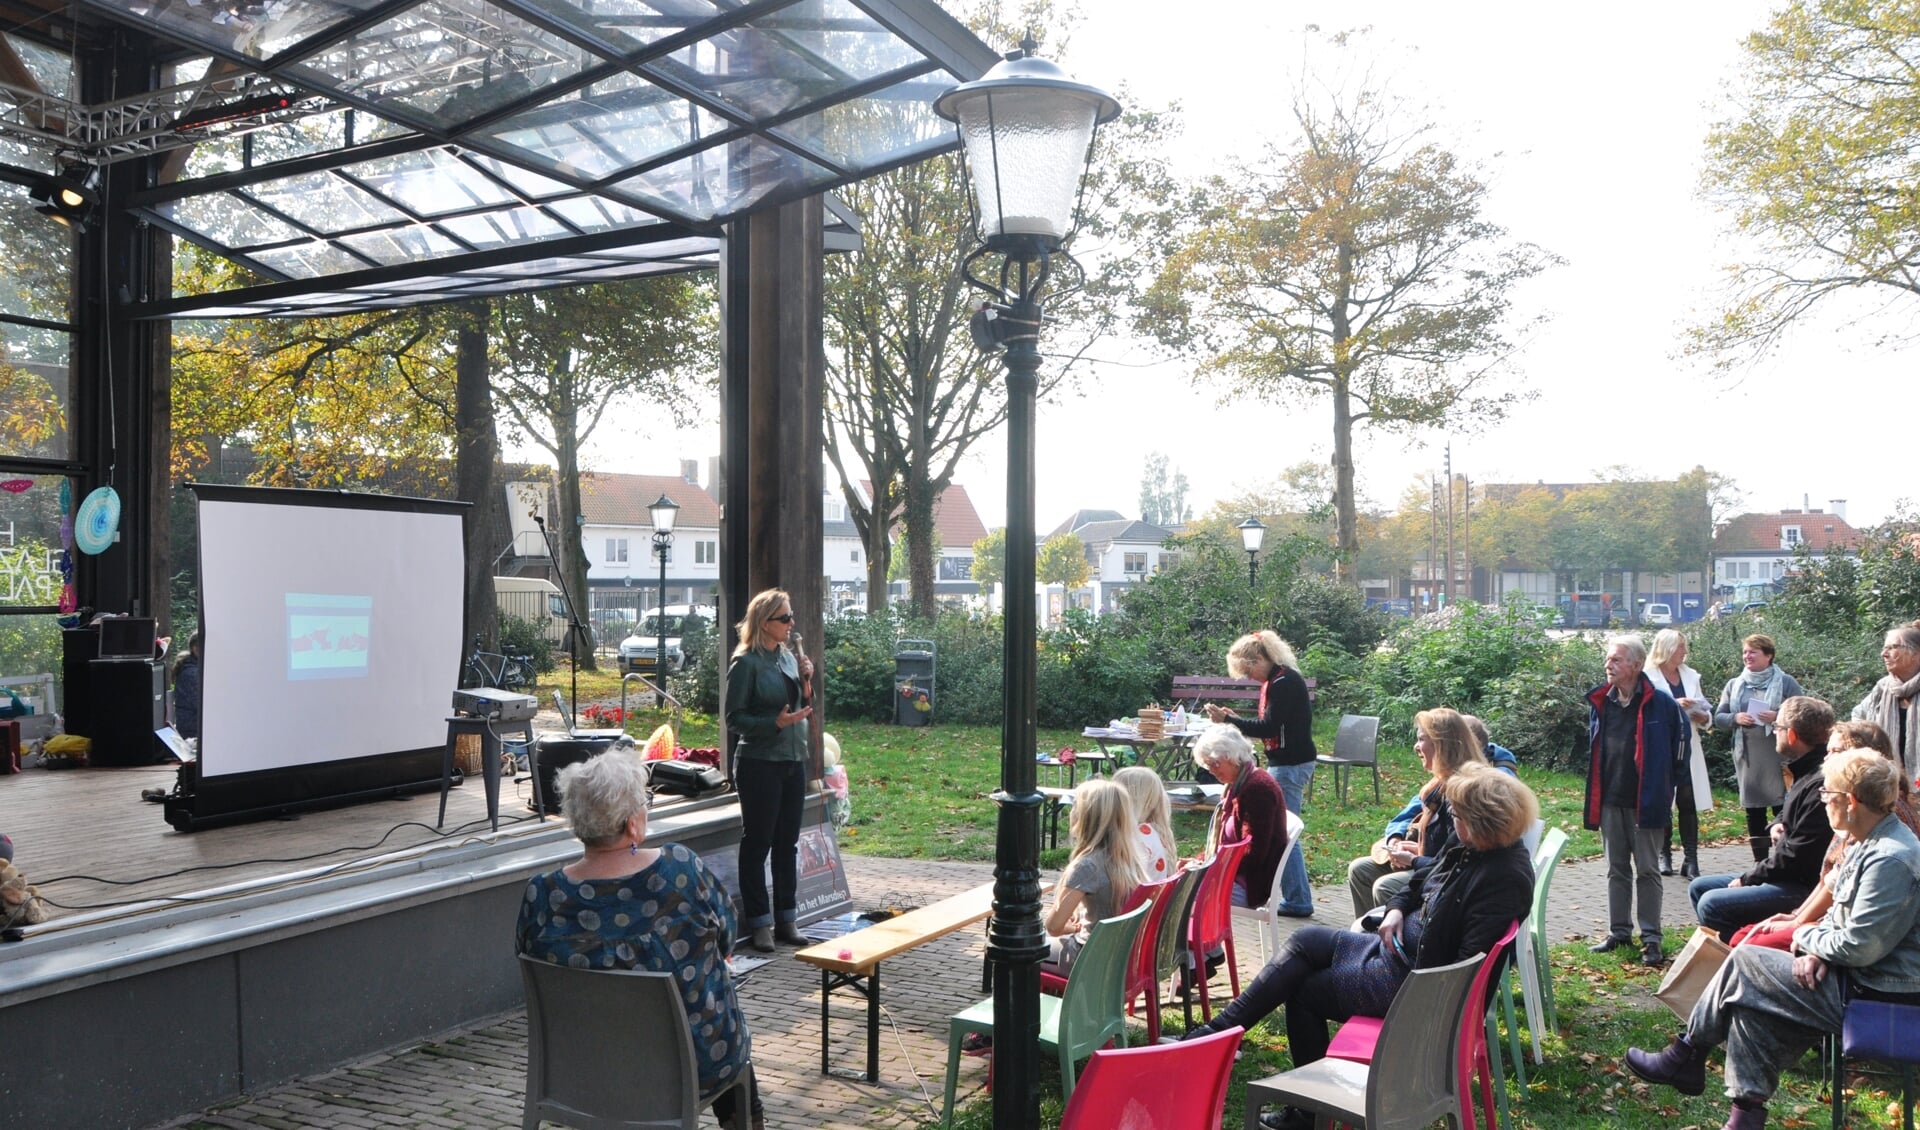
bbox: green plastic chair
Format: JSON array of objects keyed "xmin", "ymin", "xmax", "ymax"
[
  {"xmin": 942, "ymin": 902, "xmax": 1151, "ymax": 1127},
  {"xmin": 1525, "ymin": 828, "xmax": 1569, "ymax": 1036}
]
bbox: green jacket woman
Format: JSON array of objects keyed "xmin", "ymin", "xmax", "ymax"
[{"xmin": 725, "ymin": 588, "xmax": 814, "ymax": 953}]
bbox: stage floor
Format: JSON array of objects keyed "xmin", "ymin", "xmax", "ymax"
[{"xmin": 3, "ymin": 748, "xmax": 553, "ymax": 922}]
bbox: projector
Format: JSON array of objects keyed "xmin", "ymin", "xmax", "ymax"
[{"xmin": 452, "ymin": 687, "xmax": 538, "ymax": 722}]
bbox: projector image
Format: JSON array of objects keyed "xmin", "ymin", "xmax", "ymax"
[{"xmin": 452, "ymin": 687, "xmax": 538, "ymax": 722}]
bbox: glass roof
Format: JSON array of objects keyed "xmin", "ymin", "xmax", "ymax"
[{"xmin": 77, "ymin": 0, "xmax": 997, "ymax": 318}]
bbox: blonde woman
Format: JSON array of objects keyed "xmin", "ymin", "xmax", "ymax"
[
  {"xmin": 1114, "ymin": 765, "xmax": 1176, "ymax": 879},
  {"xmin": 1649, "ymin": 628, "xmax": 1714, "ymax": 878},
  {"xmin": 1045, "ymin": 778, "xmax": 1147, "ymax": 975},
  {"xmin": 1350, "ymin": 707, "xmax": 1487, "ymax": 916},
  {"xmin": 724, "ymin": 588, "xmax": 814, "ymax": 953},
  {"xmin": 1203, "ymin": 630, "xmax": 1316, "ymax": 917}
]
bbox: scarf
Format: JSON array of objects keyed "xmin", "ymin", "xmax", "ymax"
[
  {"xmin": 1732, "ymin": 663, "xmax": 1788, "ymax": 731},
  {"xmin": 1871, "ymin": 670, "xmax": 1920, "ymax": 781}
]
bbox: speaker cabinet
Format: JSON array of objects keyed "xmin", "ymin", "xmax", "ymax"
[
  {"xmin": 88, "ymin": 659, "xmax": 164, "ymax": 767},
  {"xmin": 61, "ymin": 628, "xmax": 97, "ymax": 737}
]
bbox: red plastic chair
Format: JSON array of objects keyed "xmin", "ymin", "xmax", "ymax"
[
  {"xmin": 1059, "ymin": 1025, "xmax": 1245, "ymax": 1130},
  {"xmin": 1042, "ymin": 875, "xmax": 1178, "ymax": 1040},
  {"xmin": 1325, "ymin": 918, "xmax": 1521, "ymax": 1130},
  {"xmin": 1186, "ymin": 836, "xmax": 1250, "ymax": 1023}
]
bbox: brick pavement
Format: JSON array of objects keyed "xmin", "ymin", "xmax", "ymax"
[{"xmin": 154, "ymin": 838, "xmax": 1759, "ymax": 1130}]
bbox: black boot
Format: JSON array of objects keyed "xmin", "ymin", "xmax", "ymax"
[
  {"xmin": 1679, "ymin": 805, "xmax": 1701, "ymax": 879},
  {"xmin": 1625, "ymin": 1032, "xmax": 1708, "ymax": 1095},
  {"xmin": 1660, "ymin": 845, "xmax": 1676, "ymax": 876},
  {"xmin": 1681, "ymin": 850, "xmax": 1700, "ymax": 879}
]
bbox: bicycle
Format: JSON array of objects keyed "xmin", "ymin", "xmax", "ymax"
[{"xmin": 463, "ymin": 634, "xmax": 536, "ymax": 691}]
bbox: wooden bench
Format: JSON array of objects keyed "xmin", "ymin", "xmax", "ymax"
[
  {"xmin": 792, "ymin": 879, "xmax": 1047, "ymax": 1083},
  {"xmin": 1170, "ymin": 674, "xmax": 1317, "ymax": 708}
]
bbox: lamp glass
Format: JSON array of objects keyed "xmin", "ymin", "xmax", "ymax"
[
  {"xmin": 1238, "ymin": 518, "xmax": 1267, "ymax": 554},
  {"xmin": 950, "ymin": 86, "xmax": 1101, "ymax": 242},
  {"xmin": 649, "ymin": 493, "xmax": 680, "ymax": 534}
]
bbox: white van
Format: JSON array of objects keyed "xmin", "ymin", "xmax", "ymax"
[
  {"xmin": 619, "ymin": 604, "xmax": 718, "ymax": 673},
  {"xmin": 494, "ymin": 576, "xmax": 569, "ymax": 645}
]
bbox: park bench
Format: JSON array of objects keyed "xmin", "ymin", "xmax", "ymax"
[{"xmin": 1170, "ymin": 674, "xmax": 1316, "ymax": 709}]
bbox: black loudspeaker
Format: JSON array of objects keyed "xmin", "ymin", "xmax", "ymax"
[
  {"xmin": 88, "ymin": 659, "xmax": 164, "ymax": 767},
  {"xmin": 531, "ymin": 736, "xmax": 616, "ymax": 814},
  {"xmin": 61, "ymin": 628, "xmax": 97, "ymax": 737},
  {"xmin": 650, "ymin": 759, "xmax": 726, "ymax": 798}
]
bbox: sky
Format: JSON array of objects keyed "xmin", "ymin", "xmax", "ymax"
[{"xmin": 569, "ymin": 0, "xmax": 1909, "ymax": 537}]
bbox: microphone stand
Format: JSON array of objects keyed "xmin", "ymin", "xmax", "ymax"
[{"xmin": 529, "ymin": 511, "xmax": 587, "ymax": 719}]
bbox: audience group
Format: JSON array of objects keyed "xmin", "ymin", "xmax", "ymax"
[{"xmin": 505, "ymin": 607, "xmax": 1920, "ymax": 1130}]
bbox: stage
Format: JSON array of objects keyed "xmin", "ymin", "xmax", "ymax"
[{"xmin": 0, "ymin": 731, "xmax": 803, "ymax": 1130}]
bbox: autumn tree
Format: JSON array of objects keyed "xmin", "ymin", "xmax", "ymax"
[
  {"xmin": 489, "ymin": 279, "xmax": 715, "ymax": 668},
  {"xmin": 971, "ymin": 528, "xmax": 1006, "ymax": 591},
  {"xmin": 1037, "ymin": 532, "xmax": 1090, "ymax": 590},
  {"xmin": 1139, "ymin": 43, "xmax": 1555, "ymax": 586},
  {"xmin": 1138, "ymin": 452, "xmax": 1191, "ymax": 527},
  {"xmin": 1695, "ymin": 0, "xmax": 1920, "ymax": 361}
]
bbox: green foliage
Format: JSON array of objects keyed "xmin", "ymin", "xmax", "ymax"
[
  {"xmin": 1354, "ymin": 598, "xmax": 1569, "ymax": 746},
  {"xmin": 497, "ymin": 614, "xmax": 555, "ymax": 672},
  {"xmin": 674, "ymin": 615, "xmax": 720, "ymax": 714},
  {"xmin": 1036, "ymin": 532, "xmax": 1090, "ymax": 590},
  {"xmin": 1034, "ymin": 609, "xmax": 1156, "ymax": 728},
  {"xmin": 970, "ymin": 528, "xmax": 1005, "ymax": 589},
  {"xmin": 1138, "ymin": 451, "xmax": 1191, "ymax": 527},
  {"xmin": 888, "ymin": 524, "xmax": 941, "ymax": 583},
  {"xmin": 822, "ymin": 609, "xmax": 911, "ymax": 723},
  {"xmin": 1479, "ymin": 639, "xmax": 1607, "ymax": 772},
  {"xmin": 0, "ymin": 614, "xmax": 60, "ymax": 684}
]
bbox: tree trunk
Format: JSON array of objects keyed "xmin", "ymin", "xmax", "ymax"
[
  {"xmin": 906, "ymin": 470, "xmax": 936, "ymax": 620},
  {"xmin": 865, "ymin": 516, "xmax": 891, "ymax": 613},
  {"xmin": 1331, "ymin": 243, "xmax": 1360, "ymax": 587},
  {"xmin": 454, "ymin": 300, "xmax": 501, "ymax": 649},
  {"xmin": 551, "ymin": 387, "xmax": 597, "ymax": 672}
]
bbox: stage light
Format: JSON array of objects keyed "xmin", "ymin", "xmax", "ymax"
[{"xmin": 31, "ymin": 166, "xmax": 101, "ymax": 233}]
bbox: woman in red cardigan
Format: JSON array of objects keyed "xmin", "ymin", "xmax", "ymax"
[{"xmin": 1192, "ymin": 727, "xmax": 1288, "ymax": 908}]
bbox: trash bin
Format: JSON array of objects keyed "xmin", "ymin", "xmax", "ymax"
[{"xmin": 893, "ymin": 639, "xmax": 935, "ymax": 726}]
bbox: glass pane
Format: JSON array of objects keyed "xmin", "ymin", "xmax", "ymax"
[
  {"xmin": 463, "ymin": 153, "xmax": 576, "ymax": 200},
  {"xmin": 248, "ymin": 241, "xmax": 375, "ymax": 278},
  {"xmin": 160, "ymin": 191, "xmax": 311, "ymax": 249},
  {"xmin": 435, "ymin": 204, "xmax": 570, "ymax": 248},
  {"xmin": 773, "ymin": 71, "xmax": 954, "ymax": 170},
  {"xmin": 0, "ymin": 184, "xmax": 74, "ymax": 323},
  {"xmin": 609, "ymin": 136, "xmax": 833, "ymax": 222},
  {"xmin": 476, "ymin": 69, "xmax": 732, "ymax": 180},
  {"xmin": 517, "ymin": 0, "xmax": 721, "ymax": 56},
  {"xmin": 241, "ymin": 171, "xmax": 408, "ymax": 233},
  {"xmin": 115, "ymin": 0, "xmax": 387, "ymax": 63},
  {"xmin": 0, "ymin": 476, "xmax": 68, "ymax": 618},
  {"xmin": 341, "ymin": 148, "xmax": 517, "ymax": 216},
  {"xmin": 289, "ymin": 0, "xmax": 600, "ymax": 130},
  {"xmin": 0, "ymin": 326, "xmax": 71, "ymax": 462},
  {"xmin": 651, "ymin": 0, "xmax": 921, "ymax": 120},
  {"xmin": 5, "ymin": 34, "xmax": 73, "ymax": 100},
  {"xmin": 336, "ymin": 225, "xmax": 467, "ymax": 265},
  {"xmin": 544, "ymin": 194, "xmax": 663, "ymax": 233}
]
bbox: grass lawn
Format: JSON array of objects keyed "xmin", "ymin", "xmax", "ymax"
[{"xmin": 541, "ymin": 668, "xmax": 1903, "ymax": 1128}]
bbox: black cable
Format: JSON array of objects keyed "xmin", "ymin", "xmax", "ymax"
[{"xmin": 35, "ymin": 808, "xmax": 539, "ymax": 899}]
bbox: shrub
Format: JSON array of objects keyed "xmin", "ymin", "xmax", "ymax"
[
  {"xmin": 498, "ymin": 614, "xmax": 555, "ymax": 672},
  {"xmin": 1480, "ymin": 637, "xmax": 1604, "ymax": 772},
  {"xmin": 1034, "ymin": 608, "xmax": 1156, "ymax": 728},
  {"xmin": 1353, "ymin": 598, "xmax": 1560, "ymax": 744},
  {"xmin": 675, "ymin": 615, "xmax": 720, "ymax": 714}
]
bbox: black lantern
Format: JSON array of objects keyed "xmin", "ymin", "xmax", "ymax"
[
  {"xmin": 934, "ymin": 37, "xmax": 1118, "ymax": 1130},
  {"xmin": 649, "ymin": 494, "xmax": 679, "ymax": 705},
  {"xmin": 1238, "ymin": 517, "xmax": 1267, "ymax": 587}
]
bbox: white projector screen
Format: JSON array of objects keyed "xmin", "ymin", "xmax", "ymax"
[{"xmin": 197, "ymin": 491, "xmax": 465, "ymax": 778}]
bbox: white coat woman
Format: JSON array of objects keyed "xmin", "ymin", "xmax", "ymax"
[{"xmin": 1649, "ymin": 629, "xmax": 1713, "ymax": 878}]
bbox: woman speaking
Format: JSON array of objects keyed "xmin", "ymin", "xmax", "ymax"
[{"xmin": 725, "ymin": 588, "xmax": 814, "ymax": 953}]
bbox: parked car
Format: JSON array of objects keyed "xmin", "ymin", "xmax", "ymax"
[
  {"xmin": 1741, "ymin": 601, "xmax": 1769, "ymax": 615},
  {"xmin": 617, "ymin": 604, "xmax": 716, "ymax": 673},
  {"xmin": 1643, "ymin": 602, "xmax": 1674, "ymax": 626}
]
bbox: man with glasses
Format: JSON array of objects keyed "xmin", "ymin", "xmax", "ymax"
[{"xmin": 1690, "ymin": 696, "xmax": 1837, "ymax": 942}]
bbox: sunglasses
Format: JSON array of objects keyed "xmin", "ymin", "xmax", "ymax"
[{"xmin": 769, "ymin": 613, "xmax": 795, "ymax": 623}]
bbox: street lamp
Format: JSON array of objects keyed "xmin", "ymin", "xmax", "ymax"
[
  {"xmin": 1238, "ymin": 517, "xmax": 1267, "ymax": 587},
  {"xmin": 649, "ymin": 493, "xmax": 679, "ymax": 707},
  {"xmin": 935, "ymin": 38, "xmax": 1118, "ymax": 1130}
]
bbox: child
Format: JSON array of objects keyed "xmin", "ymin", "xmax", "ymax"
[
  {"xmin": 1113, "ymin": 765, "xmax": 1176, "ymax": 879},
  {"xmin": 1044, "ymin": 777, "xmax": 1146, "ymax": 975}
]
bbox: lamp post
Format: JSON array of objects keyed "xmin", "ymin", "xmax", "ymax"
[
  {"xmin": 935, "ymin": 39, "xmax": 1118, "ymax": 1130},
  {"xmin": 1238, "ymin": 517, "xmax": 1267, "ymax": 588},
  {"xmin": 649, "ymin": 493, "xmax": 679, "ymax": 707}
]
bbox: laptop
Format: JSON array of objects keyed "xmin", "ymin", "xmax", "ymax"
[{"xmin": 98, "ymin": 616, "xmax": 157, "ymax": 660}]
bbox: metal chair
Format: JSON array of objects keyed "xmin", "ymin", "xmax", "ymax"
[
  {"xmin": 1243, "ymin": 953, "xmax": 1485, "ymax": 1130},
  {"xmin": 1310, "ymin": 714, "xmax": 1382, "ymax": 804},
  {"xmin": 1060, "ymin": 1025, "xmax": 1246, "ymax": 1130},
  {"xmin": 518, "ymin": 955, "xmax": 750, "ymax": 1130},
  {"xmin": 1830, "ymin": 998, "xmax": 1920, "ymax": 1130},
  {"xmin": 943, "ymin": 902, "xmax": 1151, "ymax": 1126},
  {"xmin": 1234, "ymin": 810, "xmax": 1306, "ymax": 965}
]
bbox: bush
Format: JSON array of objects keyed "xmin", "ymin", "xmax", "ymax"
[
  {"xmin": 1353, "ymin": 598, "xmax": 1561, "ymax": 745},
  {"xmin": 499, "ymin": 614, "xmax": 555, "ymax": 672},
  {"xmin": 1480, "ymin": 637, "xmax": 1604, "ymax": 772},
  {"xmin": 1034, "ymin": 608, "xmax": 1156, "ymax": 728},
  {"xmin": 675, "ymin": 615, "xmax": 720, "ymax": 714}
]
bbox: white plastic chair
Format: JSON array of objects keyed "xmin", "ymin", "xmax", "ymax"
[{"xmin": 1234, "ymin": 809, "xmax": 1306, "ymax": 964}]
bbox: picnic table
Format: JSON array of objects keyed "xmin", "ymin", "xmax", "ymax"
[
  {"xmin": 792, "ymin": 879, "xmax": 1051, "ymax": 1083},
  {"xmin": 1079, "ymin": 724, "xmax": 1210, "ymax": 779},
  {"xmin": 1038, "ymin": 783, "xmax": 1221, "ymax": 849}
]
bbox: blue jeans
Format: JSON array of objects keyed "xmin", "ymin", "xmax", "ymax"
[
  {"xmin": 1689, "ymin": 873, "xmax": 1810, "ymax": 941},
  {"xmin": 1268, "ymin": 760, "xmax": 1315, "ymax": 915}
]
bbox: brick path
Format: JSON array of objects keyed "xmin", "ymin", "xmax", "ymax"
[{"xmin": 155, "ymin": 840, "xmax": 1757, "ymax": 1130}]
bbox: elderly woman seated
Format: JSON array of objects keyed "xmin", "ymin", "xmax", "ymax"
[
  {"xmin": 515, "ymin": 752, "xmax": 764, "ymax": 1130},
  {"xmin": 1191, "ymin": 727, "xmax": 1288, "ymax": 909},
  {"xmin": 1186, "ymin": 764, "xmax": 1536, "ymax": 1130},
  {"xmin": 1628, "ymin": 749, "xmax": 1920, "ymax": 1130}
]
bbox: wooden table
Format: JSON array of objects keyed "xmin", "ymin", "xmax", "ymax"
[
  {"xmin": 1080, "ymin": 726, "xmax": 1208, "ymax": 778},
  {"xmin": 793, "ymin": 879, "xmax": 1049, "ymax": 1084},
  {"xmin": 1038, "ymin": 784, "xmax": 1220, "ymax": 849}
]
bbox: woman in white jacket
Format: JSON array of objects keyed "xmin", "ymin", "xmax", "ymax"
[{"xmin": 1650, "ymin": 629, "xmax": 1713, "ymax": 877}]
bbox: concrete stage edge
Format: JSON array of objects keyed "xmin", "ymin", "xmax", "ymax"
[{"xmin": 0, "ymin": 791, "xmax": 841, "ymax": 1130}]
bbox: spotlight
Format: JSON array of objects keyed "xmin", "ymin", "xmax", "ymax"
[{"xmin": 31, "ymin": 166, "xmax": 101, "ymax": 232}]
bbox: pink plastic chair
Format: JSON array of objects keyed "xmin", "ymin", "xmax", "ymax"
[
  {"xmin": 1186, "ymin": 836, "xmax": 1250, "ymax": 1022},
  {"xmin": 1041, "ymin": 875, "xmax": 1179, "ymax": 1041},
  {"xmin": 1059, "ymin": 1025, "xmax": 1245, "ymax": 1130},
  {"xmin": 1324, "ymin": 918, "xmax": 1521, "ymax": 1130}
]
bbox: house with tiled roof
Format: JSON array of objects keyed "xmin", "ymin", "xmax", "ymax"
[
  {"xmin": 1712, "ymin": 502, "xmax": 1862, "ymax": 600},
  {"xmin": 851, "ymin": 480, "xmax": 991, "ymax": 603},
  {"xmin": 1046, "ymin": 512, "xmax": 1179, "ymax": 614},
  {"xmin": 576, "ymin": 464, "xmax": 720, "ymax": 625}
]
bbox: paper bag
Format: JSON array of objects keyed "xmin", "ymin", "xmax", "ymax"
[{"xmin": 1654, "ymin": 927, "xmax": 1731, "ymax": 1020}]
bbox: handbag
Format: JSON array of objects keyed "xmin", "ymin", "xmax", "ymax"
[{"xmin": 1654, "ymin": 926, "xmax": 1733, "ymax": 1020}]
